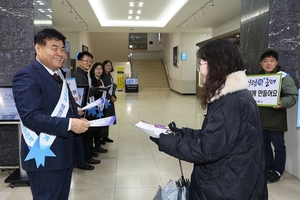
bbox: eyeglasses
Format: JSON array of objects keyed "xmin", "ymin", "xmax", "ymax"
[
  {"xmin": 81, "ymin": 60, "xmax": 94, "ymax": 64},
  {"xmin": 198, "ymin": 62, "xmax": 207, "ymax": 70}
]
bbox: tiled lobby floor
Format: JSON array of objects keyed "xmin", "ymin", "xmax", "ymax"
[{"xmin": 1, "ymin": 90, "xmax": 300, "ymax": 200}]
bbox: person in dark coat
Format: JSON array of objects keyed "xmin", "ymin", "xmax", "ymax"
[
  {"xmin": 150, "ymin": 39, "xmax": 268, "ymax": 200},
  {"xmin": 101, "ymin": 60, "xmax": 117, "ymax": 143},
  {"xmin": 87, "ymin": 62, "xmax": 108, "ymax": 153},
  {"xmin": 72, "ymin": 51, "xmax": 101, "ymax": 170}
]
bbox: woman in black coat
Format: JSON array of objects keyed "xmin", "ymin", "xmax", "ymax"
[
  {"xmin": 150, "ymin": 39, "xmax": 268, "ymax": 200},
  {"xmin": 87, "ymin": 62, "xmax": 108, "ymax": 153},
  {"xmin": 101, "ymin": 60, "xmax": 117, "ymax": 143}
]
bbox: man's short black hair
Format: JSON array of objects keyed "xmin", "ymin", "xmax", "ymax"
[
  {"xmin": 260, "ymin": 49, "xmax": 278, "ymax": 61},
  {"xmin": 77, "ymin": 51, "xmax": 93, "ymax": 60},
  {"xmin": 34, "ymin": 28, "xmax": 66, "ymax": 46}
]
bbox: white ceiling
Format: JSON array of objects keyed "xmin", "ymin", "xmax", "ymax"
[{"xmin": 52, "ymin": 0, "xmax": 241, "ymax": 33}]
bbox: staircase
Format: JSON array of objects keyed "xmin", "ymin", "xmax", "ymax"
[{"xmin": 132, "ymin": 59, "xmax": 169, "ymax": 91}]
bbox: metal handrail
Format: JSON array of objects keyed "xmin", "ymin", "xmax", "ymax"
[{"xmin": 159, "ymin": 49, "xmax": 172, "ymax": 81}]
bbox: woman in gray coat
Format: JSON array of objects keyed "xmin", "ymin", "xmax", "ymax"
[{"xmin": 150, "ymin": 39, "xmax": 268, "ymax": 200}]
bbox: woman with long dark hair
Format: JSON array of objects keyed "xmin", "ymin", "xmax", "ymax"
[
  {"xmin": 87, "ymin": 62, "xmax": 108, "ymax": 153},
  {"xmin": 101, "ymin": 60, "xmax": 117, "ymax": 143},
  {"xmin": 150, "ymin": 39, "xmax": 268, "ymax": 199}
]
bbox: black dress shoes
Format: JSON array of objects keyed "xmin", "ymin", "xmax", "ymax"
[
  {"xmin": 92, "ymin": 152, "xmax": 99, "ymax": 157},
  {"xmin": 88, "ymin": 158, "xmax": 101, "ymax": 164},
  {"xmin": 103, "ymin": 137, "xmax": 114, "ymax": 143},
  {"xmin": 99, "ymin": 139, "xmax": 106, "ymax": 145},
  {"xmin": 95, "ymin": 146, "xmax": 108, "ymax": 153},
  {"xmin": 78, "ymin": 164, "xmax": 94, "ymax": 170}
]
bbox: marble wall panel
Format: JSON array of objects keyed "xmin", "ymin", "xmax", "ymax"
[
  {"xmin": 0, "ymin": 0, "xmax": 32, "ymax": 7},
  {"xmin": 240, "ymin": 0, "xmax": 300, "ymax": 87},
  {"xmin": 0, "ymin": 49, "xmax": 35, "ymax": 86},
  {"xmin": 269, "ymin": 11, "xmax": 300, "ymax": 51},
  {"xmin": 0, "ymin": 0, "xmax": 52, "ymax": 167},
  {"xmin": 270, "ymin": 0, "xmax": 300, "ymax": 11},
  {"xmin": 0, "ymin": 125, "xmax": 19, "ymax": 166},
  {"xmin": 240, "ymin": 7, "xmax": 270, "ymax": 73},
  {"xmin": 0, "ymin": 6, "xmax": 34, "ymax": 85}
]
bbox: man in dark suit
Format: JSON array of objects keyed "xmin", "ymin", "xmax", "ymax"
[
  {"xmin": 12, "ymin": 28, "xmax": 90, "ymax": 200},
  {"xmin": 72, "ymin": 51, "xmax": 103, "ymax": 170}
]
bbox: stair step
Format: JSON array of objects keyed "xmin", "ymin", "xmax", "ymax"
[{"xmin": 132, "ymin": 58, "xmax": 169, "ymax": 90}]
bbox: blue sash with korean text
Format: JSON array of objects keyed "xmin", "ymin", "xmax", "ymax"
[{"xmin": 20, "ymin": 78, "xmax": 69, "ymax": 168}]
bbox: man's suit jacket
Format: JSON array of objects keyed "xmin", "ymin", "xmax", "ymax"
[
  {"xmin": 12, "ymin": 60, "xmax": 84, "ymax": 172},
  {"xmin": 72, "ymin": 67, "xmax": 89, "ymax": 87}
]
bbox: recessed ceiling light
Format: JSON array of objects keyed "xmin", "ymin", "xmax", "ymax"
[
  {"xmin": 129, "ymin": 2, "xmax": 134, "ymax": 7},
  {"xmin": 137, "ymin": 10, "xmax": 141, "ymax": 14},
  {"xmin": 138, "ymin": 2, "xmax": 144, "ymax": 7},
  {"xmin": 135, "ymin": 16, "xmax": 140, "ymax": 20},
  {"xmin": 128, "ymin": 16, "xmax": 132, "ymax": 19},
  {"xmin": 129, "ymin": 10, "xmax": 133, "ymax": 14},
  {"xmin": 89, "ymin": 0, "xmax": 189, "ymax": 27}
]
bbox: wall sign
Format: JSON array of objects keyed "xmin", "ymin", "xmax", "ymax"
[
  {"xmin": 247, "ymin": 74, "xmax": 282, "ymax": 106},
  {"xmin": 181, "ymin": 53, "xmax": 187, "ymax": 61},
  {"xmin": 129, "ymin": 33, "xmax": 147, "ymax": 50}
]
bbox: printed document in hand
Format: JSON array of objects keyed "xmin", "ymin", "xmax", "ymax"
[
  {"xmin": 90, "ymin": 116, "xmax": 116, "ymax": 127},
  {"xmin": 135, "ymin": 120, "xmax": 171, "ymax": 138},
  {"xmin": 98, "ymin": 84, "xmax": 113, "ymax": 91}
]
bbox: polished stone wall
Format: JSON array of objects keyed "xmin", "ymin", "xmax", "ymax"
[
  {"xmin": 0, "ymin": 0, "xmax": 52, "ymax": 166},
  {"xmin": 240, "ymin": 0, "xmax": 300, "ymax": 87}
]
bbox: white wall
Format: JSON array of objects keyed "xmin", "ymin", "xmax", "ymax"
[
  {"xmin": 62, "ymin": 31, "xmax": 81, "ymax": 60},
  {"xmin": 181, "ymin": 33, "xmax": 211, "ymax": 93},
  {"xmin": 162, "ymin": 32, "xmax": 183, "ymax": 92},
  {"xmin": 162, "ymin": 32, "xmax": 211, "ymax": 94},
  {"xmin": 285, "ymin": 104, "xmax": 300, "ymax": 179},
  {"xmin": 147, "ymin": 33, "xmax": 162, "ymax": 51},
  {"xmin": 161, "ymin": 16, "xmax": 240, "ymax": 94}
]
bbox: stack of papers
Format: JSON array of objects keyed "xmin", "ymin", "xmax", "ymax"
[{"xmin": 135, "ymin": 120, "xmax": 171, "ymax": 138}]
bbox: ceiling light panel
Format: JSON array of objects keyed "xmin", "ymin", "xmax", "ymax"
[{"xmin": 88, "ymin": 0, "xmax": 189, "ymax": 27}]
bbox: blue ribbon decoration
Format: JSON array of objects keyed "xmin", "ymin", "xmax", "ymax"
[
  {"xmin": 25, "ymin": 135, "xmax": 56, "ymax": 168},
  {"xmin": 96, "ymin": 108, "xmax": 104, "ymax": 118},
  {"xmin": 105, "ymin": 99, "xmax": 111, "ymax": 109},
  {"xmin": 87, "ymin": 106, "xmax": 98, "ymax": 116}
]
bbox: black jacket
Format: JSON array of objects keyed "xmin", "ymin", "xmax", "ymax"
[
  {"xmin": 158, "ymin": 71, "xmax": 268, "ymax": 200},
  {"xmin": 102, "ymin": 72, "xmax": 117, "ymax": 124},
  {"xmin": 72, "ymin": 67, "xmax": 89, "ymax": 87}
]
